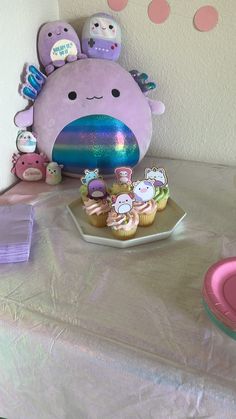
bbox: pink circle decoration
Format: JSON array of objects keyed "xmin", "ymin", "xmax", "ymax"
[
  {"xmin": 194, "ymin": 5, "xmax": 218, "ymax": 32},
  {"xmin": 148, "ymin": 0, "xmax": 170, "ymax": 25},
  {"xmin": 107, "ymin": 0, "xmax": 128, "ymax": 12}
]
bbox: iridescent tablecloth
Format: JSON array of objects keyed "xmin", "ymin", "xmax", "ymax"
[{"xmin": 0, "ymin": 157, "xmax": 236, "ymax": 419}]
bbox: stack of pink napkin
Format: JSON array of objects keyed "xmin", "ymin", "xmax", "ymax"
[{"xmin": 0, "ymin": 204, "xmax": 34, "ymax": 263}]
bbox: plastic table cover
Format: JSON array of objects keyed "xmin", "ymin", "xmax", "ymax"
[{"xmin": 0, "ymin": 157, "xmax": 236, "ymax": 419}]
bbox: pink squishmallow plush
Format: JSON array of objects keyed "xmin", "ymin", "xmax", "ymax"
[
  {"xmin": 38, "ymin": 21, "xmax": 86, "ymax": 75},
  {"xmin": 15, "ymin": 60, "xmax": 165, "ymax": 176},
  {"xmin": 11, "ymin": 152, "xmax": 48, "ymax": 181}
]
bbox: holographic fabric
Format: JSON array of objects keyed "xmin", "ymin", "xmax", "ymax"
[
  {"xmin": 52, "ymin": 114, "xmax": 139, "ymax": 174},
  {"xmin": 0, "ymin": 157, "xmax": 236, "ymax": 419}
]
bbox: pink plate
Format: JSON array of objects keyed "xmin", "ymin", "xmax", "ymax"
[{"xmin": 203, "ymin": 258, "xmax": 236, "ymax": 330}]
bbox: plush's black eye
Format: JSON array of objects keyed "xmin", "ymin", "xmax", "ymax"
[
  {"xmin": 64, "ymin": 28, "xmax": 68, "ymax": 32},
  {"xmin": 112, "ymin": 89, "xmax": 120, "ymax": 98},
  {"xmin": 68, "ymin": 91, "xmax": 77, "ymax": 100},
  {"xmin": 22, "ymin": 162, "xmax": 25, "ymax": 165},
  {"xmin": 94, "ymin": 22, "xmax": 99, "ymax": 27},
  {"xmin": 48, "ymin": 32, "xmax": 52, "ymax": 37},
  {"xmin": 35, "ymin": 160, "xmax": 39, "ymax": 164},
  {"xmin": 109, "ymin": 25, "xmax": 114, "ymax": 29}
]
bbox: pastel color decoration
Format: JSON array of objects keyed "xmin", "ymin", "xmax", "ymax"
[
  {"xmin": 194, "ymin": 6, "xmax": 218, "ymax": 32},
  {"xmin": 82, "ymin": 13, "xmax": 121, "ymax": 61},
  {"xmin": 38, "ymin": 21, "xmax": 86, "ymax": 75},
  {"xmin": 15, "ymin": 59, "xmax": 165, "ymax": 176},
  {"xmin": 202, "ymin": 258, "xmax": 236, "ymax": 339},
  {"xmin": 148, "ymin": 0, "xmax": 170, "ymax": 24},
  {"xmin": 11, "ymin": 152, "xmax": 48, "ymax": 181},
  {"xmin": 107, "ymin": 0, "xmax": 128, "ymax": 12}
]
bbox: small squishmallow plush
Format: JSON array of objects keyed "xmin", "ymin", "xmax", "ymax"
[
  {"xmin": 38, "ymin": 21, "xmax": 86, "ymax": 75},
  {"xmin": 45, "ymin": 162, "xmax": 63, "ymax": 185},
  {"xmin": 82, "ymin": 13, "xmax": 121, "ymax": 61},
  {"xmin": 15, "ymin": 60, "xmax": 165, "ymax": 176},
  {"xmin": 11, "ymin": 152, "xmax": 48, "ymax": 181},
  {"xmin": 16, "ymin": 130, "xmax": 37, "ymax": 153}
]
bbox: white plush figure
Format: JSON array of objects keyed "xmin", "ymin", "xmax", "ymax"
[
  {"xmin": 133, "ymin": 180, "xmax": 155, "ymax": 202},
  {"xmin": 145, "ymin": 167, "xmax": 168, "ymax": 187},
  {"xmin": 112, "ymin": 193, "xmax": 134, "ymax": 214},
  {"xmin": 45, "ymin": 162, "xmax": 63, "ymax": 185},
  {"xmin": 16, "ymin": 130, "xmax": 37, "ymax": 153}
]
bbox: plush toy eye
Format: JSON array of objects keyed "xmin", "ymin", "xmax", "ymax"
[
  {"xmin": 112, "ymin": 89, "xmax": 120, "ymax": 98},
  {"xmin": 35, "ymin": 160, "xmax": 39, "ymax": 164},
  {"xmin": 94, "ymin": 22, "xmax": 99, "ymax": 27},
  {"xmin": 109, "ymin": 25, "xmax": 114, "ymax": 29},
  {"xmin": 48, "ymin": 32, "xmax": 52, "ymax": 37},
  {"xmin": 68, "ymin": 91, "xmax": 77, "ymax": 100},
  {"xmin": 64, "ymin": 28, "xmax": 68, "ymax": 32},
  {"xmin": 22, "ymin": 161, "xmax": 25, "ymax": 165},
  {"xmin": 126, "ymin": 199, "xmax": 128, "ymax": 202}
]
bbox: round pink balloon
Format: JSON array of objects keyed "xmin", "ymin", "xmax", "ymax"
[
  {"xmin": 107, "ymin": 0, "xmax": 128, "ymax": 12},
  {"xmin": 148, "ymin": 0, "xmax": 170, "ymax": 24},
  {"xmin": 194, "ymin": 5, "xmax": 218, "ymax": 32}
]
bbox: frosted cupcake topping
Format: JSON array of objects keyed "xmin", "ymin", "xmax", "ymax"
[
  {"xmin": 153, "ymin": 186, "xmax": 170, "ymax": 203},
  {"xmin": 133, "ymin": 199, "xmax": 157, "ymax": 215},
  {"xmin": 107, "ymin": 209, "xmax": 139, "ymax": 231},
  {"xmin": 83, "ymin": 199, "xmax": 110, "ymax": 216}
]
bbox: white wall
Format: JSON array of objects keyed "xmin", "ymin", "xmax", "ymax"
[
  {"xmin": 59, "ymin": 0, "xmax": 236, "ymax": 166},
  {"xmin": 0, "ymin": 0, "xmax": 59, "ymax": 193}
]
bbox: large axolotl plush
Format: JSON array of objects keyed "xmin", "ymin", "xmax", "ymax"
[{"xmin": 15, "ymin": 60, "xmax": 165, "ymax": 176}]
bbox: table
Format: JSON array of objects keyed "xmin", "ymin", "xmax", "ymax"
[{"xmin": 0, "ymin": 157, "xmax": 236, "ymax": 419}]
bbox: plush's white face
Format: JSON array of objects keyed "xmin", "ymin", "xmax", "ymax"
[
  {"xmin": 18, "ymin": 132, "xmax": 36, "ymax": 144},
  {"xmin": 134, "ymin": 181, "xmax": 155, "ymax": 202},
  {"xmin": 148, "ymin": 169, "xmax": 165, "ymax": 183},
  {"xmin": 90, "ymin": 17, "xmax": 118, "ymax": 39},
  {"xmin": 114, "ymin": 193, "xmax": 133, "ymax": 214},
  {"xmin": 47, "ymin": 164, "xmax": 61, "ymax": 177}
]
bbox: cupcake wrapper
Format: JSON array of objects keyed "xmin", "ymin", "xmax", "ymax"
[
  {"xmin": 139, "ymin": 209, "xmax": 157, "ymax": 226},
  {"xmin": 88, "ymin": 213, "xmax": 108, "ymax": 227},
  {"xmin": 111, "ymin": 226, "xmax": 137, "ymax": 240},
  {"xmin": 156, "ymin": 198, "xmax": 168, "ymax": 211}
]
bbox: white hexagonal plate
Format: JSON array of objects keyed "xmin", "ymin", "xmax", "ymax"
[{"xmin": 67, "ymin": 198, "xmax": 186, "ymax": 248}]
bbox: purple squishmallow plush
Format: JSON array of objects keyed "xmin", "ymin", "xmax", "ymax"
[
  {"xmin": 38, "ymin": 21, "xmax": 86, "ymax": 75},
  {"xmin": 82, "ymin": 13, "xmax": 121, "ymax": 61},
  {"xmin": 14, "ymin": 59, "xmax": 165, "ymax": 176}
]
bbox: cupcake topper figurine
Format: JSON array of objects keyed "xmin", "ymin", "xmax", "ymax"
[
  {"xmin": 114, "ymin": 167, "xmax": 133, "ymax": 185},
  {"xmin": 144, "ymin": 167, "xmax": 168, "ymax": 188},
  {"xmin": 112, "ymin": 193, "xmax": 134, "ymax": 214},
  {"xmin": 133, "ymin": 180, "xmax": 155, "ymax": 202},
  {"xmin": 81, "ymin": 168, "xmax": 99, "ymax": 185},
  {"xmin": 87, "ymin": 178, "xmax": 108, "ymax": 200}
]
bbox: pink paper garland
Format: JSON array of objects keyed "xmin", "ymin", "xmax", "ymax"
[
  {"xmin": 148, "ymin": 0, "xmax": 170, "ymax": 24},
  {"xmin": 194, "ymin": 5, "xmax": 219, "ymax": 32},
  {"xmin": 107, "ymin": 0, "xmax": 128, "ymax": 12}
]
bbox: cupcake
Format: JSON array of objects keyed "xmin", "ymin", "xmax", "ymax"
[
  {"xmin": 111, "ymin": 167, "xmax": 133, "ymax": 195},
  {"xmin": 110, "ymin": 182, "xmax": 132, "ymax": 195},
  {"xmin": 153, "ymin": 186, "xmax": 170, "ymax": 211},
  {"xmin": 79, "ymin": 184, "xmax": 88, "ymax": 203},
  {"xmin": 133, "ymin": 199, "xmax": 157, "ymax": 226},
  {"xmin": 107, "ymin": 209, "xmax": 139, "ymax": 240},
  {"xmin": 80, "ymin": 169, "xmax": 100, "ymax": 203},
  {"xmin": 133, "ymin": 180, "xmax": 157, "ymax": 226},
  {"xmin": 83, "ymin": 198, "xmax": 110, "ymax": 227}
]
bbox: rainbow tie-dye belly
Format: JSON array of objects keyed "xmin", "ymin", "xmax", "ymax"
[{"xmin": 52, "ymin": 114, "xmax": 140, "ymax": 175}]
